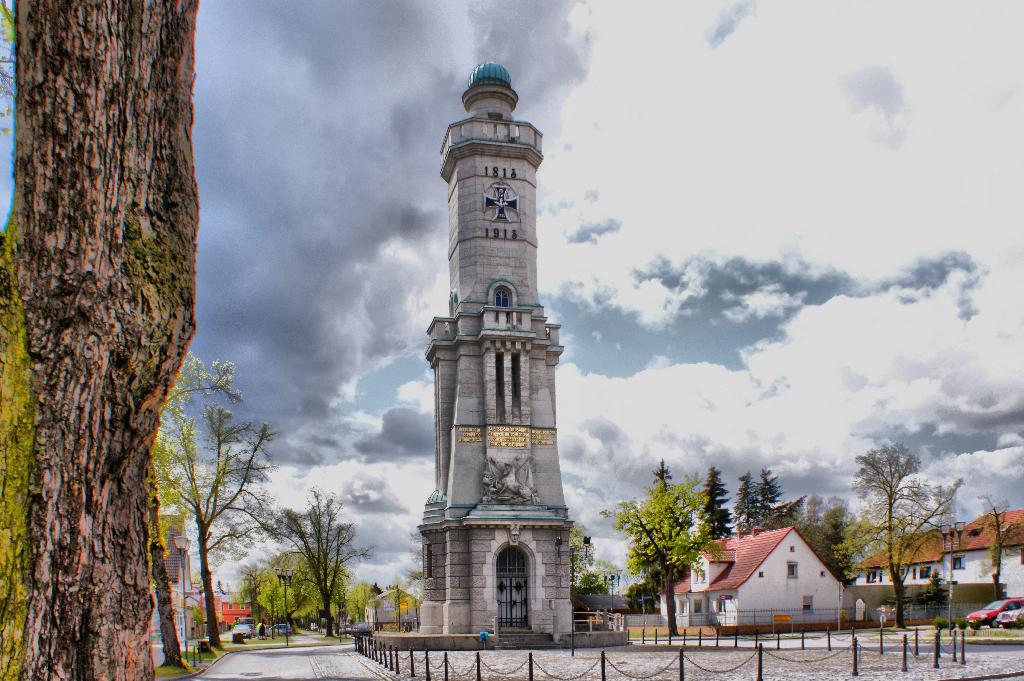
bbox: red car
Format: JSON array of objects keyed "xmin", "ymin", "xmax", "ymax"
[{"xmin": 967, "ymin": 599, "xmax": 1024, "ymax": 627}]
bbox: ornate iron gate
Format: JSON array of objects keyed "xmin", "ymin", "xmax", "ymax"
[{"xmin": 496, "ymin": 547, "xmax": 528, "ymax": 627}]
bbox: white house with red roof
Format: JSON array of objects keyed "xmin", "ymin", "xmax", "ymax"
[
  {"xmin": 662, "ymin": 527, "xmax": 843, "ymax": 628},
  {"xmin": 854, "ymin": 509, "xmax": 1024, "ymax": 600}
]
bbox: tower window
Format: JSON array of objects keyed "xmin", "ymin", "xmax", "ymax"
[{"xmin": 495, "ymin": 287, "xmax": 510, "ymax": 308}]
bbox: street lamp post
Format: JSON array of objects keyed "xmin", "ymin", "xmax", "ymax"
[
  {"xmin": 172, "ymin": 534, "xmax": 192, "ymax": 652},
  {"xmin": 276, "ymin": 568, "xmax": 294, "ymax": 647},
  {"xmin": 942, "ymin": 522, "xmax": 965, "ymax": 626},
  {"xmin": 555, "ymin": 534, "xmax": 591, "ymax": 657}
]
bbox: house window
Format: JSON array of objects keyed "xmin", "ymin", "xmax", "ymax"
[
  {"xmin": 920, "ymin": 566, "xmax": 931, "ymax": 578},
  {"xmin": 494, "ymin": 287, "xmax": 510, "ymax": 308},
  {"xmin": 716, "ymin": 598, "xmax": 726, "ymax": 613},
  {"xmin": 787, "ymin": 562, "xmax": 798, "ymax": 579},
  {"xmin": 820, "ymin": 571, "xmax": 825, "ymax": 577},
  {"xmin": 802, "ymin": 596, "xmax": 813, "ymax": 612},
  {"xmin": 693, "ymin": 569, "xmax": 705, "ymax": 584},
  {"xmin": 912, "ymin": 567, "xmax": 917, "ymax": 580},
  {"xmin": 758, "ymin": 571, "xmax": 764, "ymax": 578},
  {"xmin": 693, "ymin": 600, "xmax": 703, "ymax": 614},
  {"xmin": 790, "ymin": 546, "xmax": 795, "ymax": 552},
  {"xmin": 952, "ymin": 556, "xmax": 965, "ymax": 570},
  {"xmin": 867, "ymin": 570, "xmax": 879, "ymax": 583}
]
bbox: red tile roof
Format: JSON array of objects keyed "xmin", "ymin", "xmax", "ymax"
[
  {"xmin": 673, "ymin": 527, "xmax": 795, "ymax": 593},
  {"xmin": 860, "ymin": 510, "xmax": 1024, "ymax": 569}
]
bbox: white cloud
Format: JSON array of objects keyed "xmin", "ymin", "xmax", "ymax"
[{"xmin": 723, "ymin": 284, "xmax": 807, "ymax": 322}]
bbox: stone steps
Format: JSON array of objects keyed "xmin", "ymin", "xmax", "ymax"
[{"xmin": 495, "ymin": 631, "xmax": 560, "ymax": 649}]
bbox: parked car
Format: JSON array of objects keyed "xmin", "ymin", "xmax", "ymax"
[
  {"xmin": 996, "ymin": 607, "xmax": 1024, "ymax": 628},
  {"xmin": 350, "ymin": 621, "xmax": 370, "ymax": 634},
  {"xmin": 271, "ymin": 623, "xmax": 292, "ymax": 636},
  {"xmin": 967, "ymin": 599, "xmax": 1024, "ymax": 627},
  {"xmin": 231, "ymin": 622, "xmax": 254, "ymax": 639}
]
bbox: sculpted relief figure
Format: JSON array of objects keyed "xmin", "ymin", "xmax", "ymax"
[{"xmin": 482, "ymin": 454, "xmax": 539, "ymax": 504}]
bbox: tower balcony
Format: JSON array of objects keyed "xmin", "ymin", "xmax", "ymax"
[
  {"xmin": 481, "ymin": 305, "xmax": 532, "ymax": 333},
  {"xmin": 440, "ymin": 117, "xmax": 543, "ymax": 182}
]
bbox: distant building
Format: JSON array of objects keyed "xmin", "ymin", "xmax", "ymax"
[
  {"xmin": 221, "ymin": 596, "xmax": 252, "ymax": 625},
  {"xmin": 149, "ymin": 519, "xmax": 196, "ymax": 646},
  {"xmin": 853, "ymin": 509, "xmax": 1024, "ymax": 600},
  {"xmin": 366, "ymin": 588, "xmax": 420, "ymax": 631},
  {"xmin": 662, "ymin": 527, "xmax": 843, "ymax": 627}
]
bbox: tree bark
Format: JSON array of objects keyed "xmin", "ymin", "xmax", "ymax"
[
  {"xmin": 197, "ymin": 535, "xmax": 222, "ymax": 648},
  {"xmin": 890, "ymin": 566, "xmax": 906, "ymax": 628},
  {"xmin": 149, "ymin": 480, "xmax": 183, "ymax": 668},
  {"xmin": 1, "ymin": 2, "xmax": 199, "ymax": 679},
  {"xmin": 662, "ymin": 566, "xmax": 678, "ymax": 636}
]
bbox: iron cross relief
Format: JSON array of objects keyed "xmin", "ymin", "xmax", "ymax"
[{"xmin": 484, "ymin": 182, "xmax": 518, "ymax": 221}]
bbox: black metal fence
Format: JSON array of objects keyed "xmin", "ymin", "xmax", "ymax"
[{"xmin": 354, "ymin": 628, "xmax": 971, "ymax": 680}]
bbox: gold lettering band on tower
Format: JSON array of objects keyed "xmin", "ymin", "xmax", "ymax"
[
  {"xmin": 487, "ymin": 425, "xmax": 530, "ymax": 448},
  {"xmin": 531, "ymin": 428, "xmax": 556, "ymax": 446},
  {"xmin": 456, "ymin": 426, "xmax": 483, "ymax": 443}
]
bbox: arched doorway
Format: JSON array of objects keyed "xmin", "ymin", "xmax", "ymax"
[{"xmin": 496, "ymin": 546, "xmax": 529, "ymax": 628}]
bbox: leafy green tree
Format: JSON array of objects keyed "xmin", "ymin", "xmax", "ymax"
[
  {"xmin": 576, "ymin": 572, "xmax": 611, "ymax": 595},
  {"xmin": 797, "ymin": 496, "xmax": 855, "ymax": 580},
  {"xmin": 273, "ymin": 489, "xmax": 368, "ymax": 636},
  {"xmin": 702, "ymin": 467, "xmax": 732, "ymax": 539},
  {"xmin": 734, "ymin": 472, "xmax": 756, "ymax": 532},
  {"xmin": 845, "ymin": 443, "xmax": 961, "ymax": 627},
  {"xmin": 605, "ymin": 475, "xmax": 714, "ymax": 635},
  {"xmin": 569, "ymin": 525, "xmax": 595, "ymax": 592},
  {"xmin": 978, "ymin": 495, "xmax": 1020, "ymax": 600},
  {"xmin": 164, "ymin": 356, "xmax": 275, "ymax": 647},
  {"xmin": 346, "ymin": 581, "xmax": 376, "ymax": 622}
]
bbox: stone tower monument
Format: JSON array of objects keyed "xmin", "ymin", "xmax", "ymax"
[{"xmin": 419, "ymin": 63, "xmax": 572, "ymax": 638}]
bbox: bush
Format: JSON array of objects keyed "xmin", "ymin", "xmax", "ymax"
[
  {"xmin": 933, "ymin": 616, "xmax": 949, "ymax": 630},
  {"xmin": 954, "ymin": 618, "xmax": 967, "ymax": 630},
  {"xmin": 968, "ymin": 620, "xmax": 982, "ymax": 631}
]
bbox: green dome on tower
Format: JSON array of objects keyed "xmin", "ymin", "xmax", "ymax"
[{"xmin": 468, "ymin": 62, "xmax": 511, "ymax": 89}]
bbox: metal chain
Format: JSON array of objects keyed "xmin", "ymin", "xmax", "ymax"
[
  {"xmin": 604, "ymin": 657, "xmax": 679, "ymax": 679},
  {"xmin": 533, "ymin": 658, "xmax": 602, "ymax": 680},
  {"xmin": 763, "ymin": 647, "xmax": 849, "ymax": 663},
  {"xmin": 478, "ymin": 657, "xmax": 530, "ymax": 676},
  {"xmin": 681, "ymin": 651, "xmax": 758, "ymax": 674}
]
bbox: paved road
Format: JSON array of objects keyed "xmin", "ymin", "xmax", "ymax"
[{"xmin": 195, "ymin": 644, "xmax": 375, "ymax": 680}]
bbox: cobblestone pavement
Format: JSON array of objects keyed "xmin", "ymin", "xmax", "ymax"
[{"xmin": 368, "ymin": 647, "xmax": 1024, "ymax": 681}]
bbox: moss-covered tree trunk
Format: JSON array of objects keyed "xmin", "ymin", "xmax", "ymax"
[
  {"xmin": 149, "ymin": 477, "xmax": 184, "ymax": 668},
  {"xmin": 0, "ymin": 2, "xmax": 199, "ymax": 679},
  {"xmin": 197, "ymin": 533, "xmax": 222, "ymax": 648}
]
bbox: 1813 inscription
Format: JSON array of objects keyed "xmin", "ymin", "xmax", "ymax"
[
  {"xmin": 456, "ymin": 426, "xmax": 482, "ymax": 443},
  {"xmin": 488, "ymin": 425, "xmax": 530, "ymax": 448},
  {"xmin": 531, "ymin": 428, "xmax": 556, "ymax": 446}
]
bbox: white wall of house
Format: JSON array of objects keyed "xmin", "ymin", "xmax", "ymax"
[
  {"xmin": 854, "ymin": 545, "xmax": 1024, "ymax": 596},
  {"xmin": 734, "ymin": 533, "xmax": 842, "ymax": 613}
]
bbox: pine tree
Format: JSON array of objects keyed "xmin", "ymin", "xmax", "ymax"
[
  {"xmin": 755, "ymin": 467, "xmax": 783, "ymax": 526},
  {"xmin": 701, "ymin": 466, "xmax": 732, "ymax": 539},
  {"xmin": 734, "ymin": 472, "xmax": 755, "ymax": 532},
  {"xmin": 653, "ymin": 459, "xmax": 673, "ymax": 489}
]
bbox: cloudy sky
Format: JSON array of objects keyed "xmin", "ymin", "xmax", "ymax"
[{"xmin": 8, "ymin": 1, "xmax": 1024, "ymax": 590}]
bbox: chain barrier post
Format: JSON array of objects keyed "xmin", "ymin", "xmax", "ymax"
[
  {"xmin": 914, "ymin": 626, "xmax": 919, "ymax": 656},
  {"xmin": 715, "ymin": 628, "xmax": 719, "ymax": 647},
  {"xmin": 960, "ymin": 630, "xmax": 966, "ymax": 666},
  {"xmin": 668, "ymin": 628, "xmax": 672, "ymax": 646},
  {"xmin": 933, "ymin": 630, "xmax": 939, "ymax": 668},
  {"xmin": 529, "ymin": 652, "xmax": 534, "ymax": 681},
  {"xmin": 852, "ymin": 636, "xmax": 858, "ymax": 677},
  {"xmin": 600, "ymin": 651, "xmax": 606, "ymax": 681},
  {"xmin": 443, "ymin": 651, "xmax": 449, "ymax": 681},
  {"xmin": 952, "ymin": 629, "xmax": 958, "ymax": 663},
  {"xmin": 754, "ymin": 630, "xmax": 758, "ymax": 647},
  {"xmin": 827, "ymin": 627, "xmax": 831, "ymax": 651},
  {"xmin": 901, "ymin": 634, "xmax": 908, "ymax": 673},
  {"xmin": 476, "ymin": 651, "xmax": 481, "ymax": 681},
  {"xmin": 879, "ymin": 627, "xmax": 883, "ymax": 655},
  {"xmin": 682, "ymin": 629, "xmax": 686, "ymax": 647},
  {"xmin": 734, "ymin": 631, "xmax": 738, "ymax": 648},
  {"xmin": 775, "ymin": 631, "xmax": 780, "ymax": 650},
  {"xmin": 698, "ymin": 629, "xmax": 702, "ymax": 648},
  {"xmin": 411, "ymin": 649, "xmax": 416, "ymax": 677},
  {"xmin": 677, "ymin": 647, "xmax": 684, "ymax": 681},
  {"xmin": 396, "ymin": 646, "xmax": 402, "ymax": 675},
  {"xmin": 426, "ymin": 650, "xmax": 432, "ymax": 681},
  {"xmin": 655, "ymin": 629, "xmax": 659, "ymax": 645},
  {"xmin": 756, "ymin": 643, "xmax": 763, "ymax": 681},
  {"xmin": 642, "ymin": 628, "xmax": 646, "ymax": 645},
  {"xmin": 800, "ymin": 630, "xmax": 804, "ymax": 650}
]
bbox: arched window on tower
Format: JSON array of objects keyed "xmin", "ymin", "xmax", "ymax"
[{"xmin": 494, "ymin": 287, "xmax": 511, "ymax": 308}]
